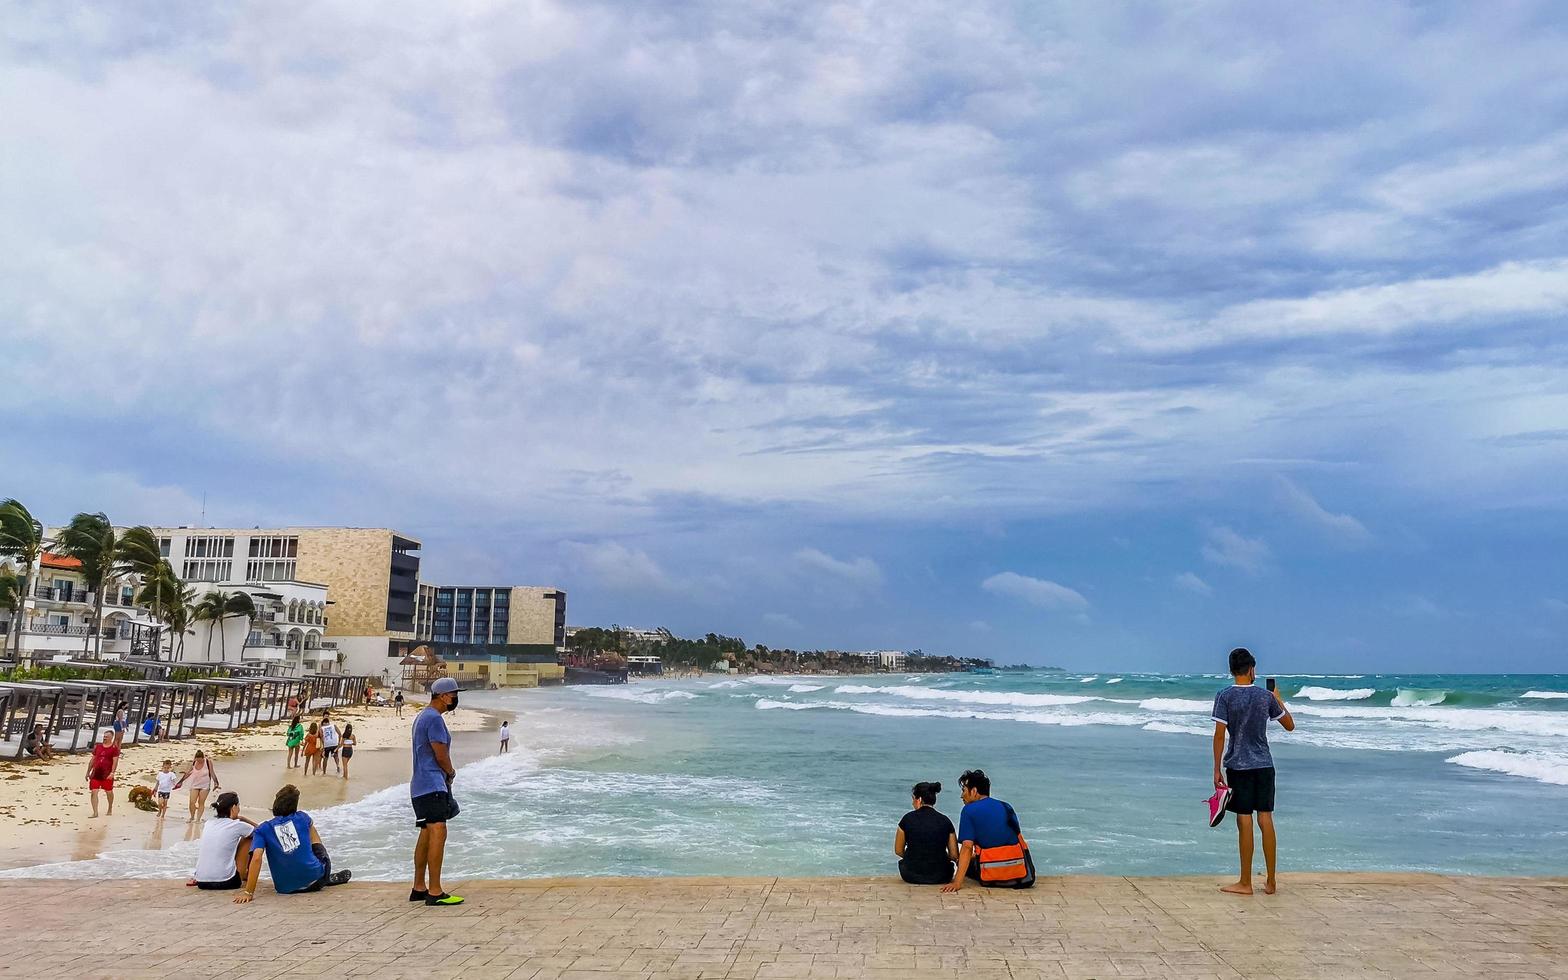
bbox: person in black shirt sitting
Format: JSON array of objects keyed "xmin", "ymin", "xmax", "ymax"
[{"xmin": 894, "ymin": 780, "xmax": 958, "ymax": 885}]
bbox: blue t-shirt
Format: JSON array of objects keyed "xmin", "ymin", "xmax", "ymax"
[
  {"xmin": 250, "ymin": 812, "xmax": 323, "ymax": 894},
  {"xmin": 141, "ymin": 717, "xmax": 157, "ymax": 736},
  {"xmin": 1212, "ymin": 684, "xmax": 1284, "ymax": 770},
  {"xmin": 957, "ymin": 796, "xmax": 1021, "ymax": 849},
  {"xmin": 411, "ymin": 706, "xmax": 451, "ymax": 798}
]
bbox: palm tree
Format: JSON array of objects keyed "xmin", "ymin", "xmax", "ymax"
[
  {"xmin": 192, "ymin": 590, "xmax": 258, "ymax": 662},
  {"xmin": 193, "ymin": 590, "xmax": 232, "ymax": 662},
  {"xmin": 226, "ymin": 592, "xmax": 257, "ymax": 663},
  {"xmin": 51, "ymin": 512, "xmax": 116, "ymax": 657},
  {"xmin": 165, "ymin": 582, "xmax": 196, "ymax": 661},
  {"xmin": 0, "ymin": 499, "xmax": 45, "ymax": 660},
  {"xmin": 0, "ymin": 567, "xmax": 25, "ymax": 651},
  {"xmin": 117, "ymin": 527, "xmax": 164, "ymax": 630},
  {"xmin": 136, "ymin": 562, "xmax": 195, "ymax": 661},
  {"xmin": 52, "ymin": 514, "xmax": 162, "ymax": 659}
]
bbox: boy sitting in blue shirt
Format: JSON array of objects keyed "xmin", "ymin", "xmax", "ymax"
[
  {"xmin": 234, "ymin": 783, "xmax": 351, "ymax": 904},
  {"xmin": 941, "ymin": 768, "xmax": 1032, "ymax": 892}
]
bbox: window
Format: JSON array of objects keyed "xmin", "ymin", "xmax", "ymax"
[
  {"xmin": 158, "ymin": 537, "xmax": 171, "ymax": 558},
  {"xmin": 183, "ymin": 559, "xmax": 230, "ymax": 582}
]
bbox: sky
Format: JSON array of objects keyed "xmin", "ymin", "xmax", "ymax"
[{"xmin": 2, "ymin": 2, "xmax": 1566, "ymax": 672}]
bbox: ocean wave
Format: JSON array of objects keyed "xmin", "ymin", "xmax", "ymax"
[
  {"xmin": 1447, "ymin": 750, "xmax": 1568, "ymax": 786},
  {"xmin": 1138, "ymin": 697, "xmax": 1213, "ymax": 714},
  {"xmin": 1080, "ymin": 676, "xmax": 1099, "ymax": 683},
  {"xmin": 1523, "ymin": 691, "xmax": 1568, "ymax": 700},
  {"xmin": 756, "ymin": 698, "xmax": 821, "ymax": 710},
  {"xmin": 580, "ymin": 687, "xmax": 698, "ymax": 704},
  {"xmin": 1106, "ymin": 678, "xmax": 1123, "ymax": 684},
  {"xmin": 707, "ymin": 680, "xmax": 743, "ymax": 689},
  {"xmin": 787, "ymin": 684, "xmax": 825, "ymax": 693},
  {"xmin": 835, "ymin": 684, "xmax": 1101, "ymax": 707},
  {"xmin": 1141, "ymin": 721, "xmax": 1209, "ymax": 736},
  {"xmin": 746, "ymin": 676, "xmax": 807, "ymax": 686},
  {"xmin": 1294, "ymin": 686, "xmax": 1376, "ymax": 701},
  {"xmin": 1391, "ymin": 688, "xmax": 1447, "ymax": 707}
]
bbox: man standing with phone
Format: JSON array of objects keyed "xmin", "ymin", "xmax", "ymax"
[
  {"xmin": 1211, "ymin": 647, "xmax": 1294, "ymax": 895},
  {"xmin": 409, "ymin": 677, "xmax": 464, "ymax": 907}
]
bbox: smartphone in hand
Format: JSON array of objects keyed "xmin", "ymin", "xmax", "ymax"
[{"xmin": 1266, "ymin": 677, "xmax": 1276, "ymax": 692}]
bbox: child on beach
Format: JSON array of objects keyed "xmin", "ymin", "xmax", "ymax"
[
  {"xmin": 303, "ymin": 723, "xmax": 321, "ymax": 775},
  {"xmin": 499, "ymin": 721, "xmax": 510, "ymax": 753},
  {"xmin": 1212, "ymin": 647, "xmax": 1295, "ymax": 896},
  {"xmin": 155, "ymin": 760, "xmax": 178, "ymax": 817}
]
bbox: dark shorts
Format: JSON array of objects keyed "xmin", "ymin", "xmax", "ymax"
[
  {"xmin": 301, "ymin": 843, "xmax": 334, "ymax": 892},
  {"xmin": 412, "ymin": 791, "xmax": 460, "ymax": 828},
  {"xmin": 899, "ymin": 859, "xmax": 954, "ymax": 886},
  {"xmin": 322, "ymin": 746, "xmax": 339, "ymax": 758},
  {"xmin": 1226, "ymin": 766, "xmax": 1276, "ymax": 814},
  {"xmin": 196, "ymin": 873, "xmax": 243, "ymax": 891},
  {"xmin": 342, "ymin": 747, "xmax": 353, "ymax": 759}
]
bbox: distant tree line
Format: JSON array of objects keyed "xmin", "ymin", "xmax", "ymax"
[{"xmin": 568, "ymin": 626, "xmax": 990, "ymax": 673}]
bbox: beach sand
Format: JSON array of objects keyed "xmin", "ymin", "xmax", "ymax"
[
  {"xmin": 2, "ymin": 873, "xmax": 1564, "ymax": 978},
  {"xmin": 0, "ymin": 701, "xmax": 507, "ymax": 870}
]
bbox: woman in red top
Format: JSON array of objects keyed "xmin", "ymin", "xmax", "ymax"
[{"xmin": 87, "ymin": 729, "xmax": 120, "ymax": 817}]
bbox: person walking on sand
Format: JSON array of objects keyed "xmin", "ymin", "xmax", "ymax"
[
  {"xmin": 86, "ymin": 729, "xmax": 121, "ymax": 818},
  {"xmin": 409, "ymin": 676, "xmax": 463, "ymax": 907},
  {"xmin": 191, "ymin": 791, "xmax": 257, "ymax": 890},
  {"xmin": 340, "ymin": 724, "xmax": 356, "ymax": 780},
  {"xmin": 155, "ymin": 759, "xmax": 179, "ymax": 818},
  {"xmin": 1212, "ymin": 647, "xmax": 1295, "ymax": 896},
  {"xmin": 175, "ymin": 749, "xmax": 220, "ymax": 823},
  {"xmin": 320, "ymin": 713, "xmax": 341, "ymax": 775},
  {"xmin": 394, "ymin": 690, "xmax": 404, "ymax": 718},
  {"xmin": 498, "ymin": 720, "xmax": 510, "ymax": 754},
  {"xmin": 285, "ymin": 714, "xmax": 305, "ymax": 769},
  {"xmin": 303, "ymin": 722, "xmax": 321, "ymax": 775}
]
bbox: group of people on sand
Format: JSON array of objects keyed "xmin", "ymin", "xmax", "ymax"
[
  {"xmin": 283, "ymin": 710, "xmax": 356, "ymax": 779},
  {"xmin": 894, "ymin": 648, "xmax": 1294, "ymax": 896}
]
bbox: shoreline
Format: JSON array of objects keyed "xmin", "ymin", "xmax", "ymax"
[
  {"xmin": 2, "ymin": 874, "xmax": 1563, "ymax": 979},
  {"xmin": 0, "ymin": 701, "xmax": 510, "ymax": 871}
]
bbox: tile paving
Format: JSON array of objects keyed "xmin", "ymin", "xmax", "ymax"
[{"xmin": 2, "ymin": 874, "xmax": 1565, "ymax": 979}]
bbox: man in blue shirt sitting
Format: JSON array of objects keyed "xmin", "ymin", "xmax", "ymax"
[
  {"xmin": 941, "ymin": 768, "xmax": 1031, "ymax": 892},
  {"xmin": 234, "ymin": 783, "xmax": 351, "ymax": 903}
]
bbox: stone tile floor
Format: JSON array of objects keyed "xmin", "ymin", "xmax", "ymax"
[{"xmin": 3, "ymin": 874, "xmax": 1565, "ymax": 979}]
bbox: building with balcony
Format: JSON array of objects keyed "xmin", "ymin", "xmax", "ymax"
[
  {"xmin": 150, "ymin": 527, "xmax": 422, "ymax": 680},
  {"xmin": 0, "ymin": 551, "xmax": 162, "ymax": 660},
  {"xmin": 412, "ymin": 584, "xmax": 567, "ymax": 687}
]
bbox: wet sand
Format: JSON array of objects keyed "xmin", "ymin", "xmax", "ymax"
[{"xmin": 0, "ymin": 702, "xmax": 508, "ymax": 869}]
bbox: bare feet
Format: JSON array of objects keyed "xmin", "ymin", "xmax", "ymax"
[
  {"xmin": 1263, "ymin": 880, "xmax": 1277, "ymax": 894},
  {"xmin": 1220, "ymin": 881, "xmax": 1253, "ymax": 895}
]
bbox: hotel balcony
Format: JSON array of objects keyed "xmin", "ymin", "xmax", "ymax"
[{"xmin": 33, "ymin": 585, "xmax": 91, "ymax": 605}]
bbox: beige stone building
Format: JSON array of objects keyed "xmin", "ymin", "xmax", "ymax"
[{"xmin": 150, "ymin": 527, "xmax": 422, "ymax": 679}]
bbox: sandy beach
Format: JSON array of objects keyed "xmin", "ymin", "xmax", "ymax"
[{"xmin": 0, "ymin": 700, "xmax": 508, "ymax": 870}]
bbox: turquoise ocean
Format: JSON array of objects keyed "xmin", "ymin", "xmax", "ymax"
[{"xmin": 8, "ymin": 671, "xmax": 1568, "ymax": 880}]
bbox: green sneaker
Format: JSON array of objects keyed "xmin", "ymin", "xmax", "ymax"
[{"xmin": 425, "ymin": 892, "xmax": 465, "ymax": 906}]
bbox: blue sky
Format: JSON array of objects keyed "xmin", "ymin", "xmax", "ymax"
[{"xmin": 2, "ymin": 2, "xmax": 1566, "ymax": 671}]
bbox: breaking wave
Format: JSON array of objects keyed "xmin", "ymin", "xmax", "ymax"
[{"xmin": 1293, "ymin": 686, "xmax": 1375, "ymax": 701}]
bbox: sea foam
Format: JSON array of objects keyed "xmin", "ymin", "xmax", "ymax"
[
  {"xmin": 1391, "ymin": 688, "xmax": 1447, "ymax": 707},
  {"xmin": 1447, "ymin": 750, "xmax": 1568, "ymax": 786},
  {"xmin": 1522, "ymin": 691, "xmax": 1568, "ymax": 700},
  {"xmin": 1294, "ymin": 686, "xmax": 1376, "ymax": 701},
  {"xmin": 834, "ymin": 684, "xmax": 1100, "ymax": 707}
]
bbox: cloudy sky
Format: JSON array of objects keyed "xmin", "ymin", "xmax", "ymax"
[{"xmin": 4, "ymin": 2, "xmax": 1566, "ymax": 671}]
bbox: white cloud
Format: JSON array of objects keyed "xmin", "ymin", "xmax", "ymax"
[
  {"xmin": 1173, "ymin": 572, "xmax": 1213, "ymax": 597},
  {"xmin": 793, "ymin": 548, "xmax": 883, "ymax": 588},
  {"xmin": 1201, "ymin": 526, "xmax": 1270, "ymax": 575},
  {"xmin": 981, "ymin": 572, "xmax": 1088, "ymax": 610},
  {"xmin": 1275, "ymin": 477, "xmax": 1370, "ymax": 545},
  {"xmin": 559, "ymin": 540, "xmax": 675, "ymax": 593}
]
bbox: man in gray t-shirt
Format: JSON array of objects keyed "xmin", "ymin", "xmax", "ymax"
[{"xmin": 1211, "ymin": 647, "xmax": 1294, "ymax": 896}]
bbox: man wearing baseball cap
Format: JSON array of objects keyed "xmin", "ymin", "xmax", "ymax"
[{"xmin": 409, "ymin": 676, "xmax": 464, "ymax": 906}]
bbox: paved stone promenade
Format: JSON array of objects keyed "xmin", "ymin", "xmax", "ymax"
[{"xmin": 3, "ymin": 874, "xmax": 1565, "ymax": 979}]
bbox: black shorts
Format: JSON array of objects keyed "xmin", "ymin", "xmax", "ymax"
[
  {"xmin": 1226, "ymin": 766, "xmax": 1276, "ymax": 814},
  {"xmin": 196, "ymin": 872, "xmax": 243, "ymax": 890},
  {"xmin": 412, "ymin": 791, "xmax": 460, "ymax": 828}
]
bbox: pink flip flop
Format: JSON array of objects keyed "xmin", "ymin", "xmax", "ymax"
[{"xmin": 1207, "ymin": 785, "xmax": 1232, "ymax": 828}]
